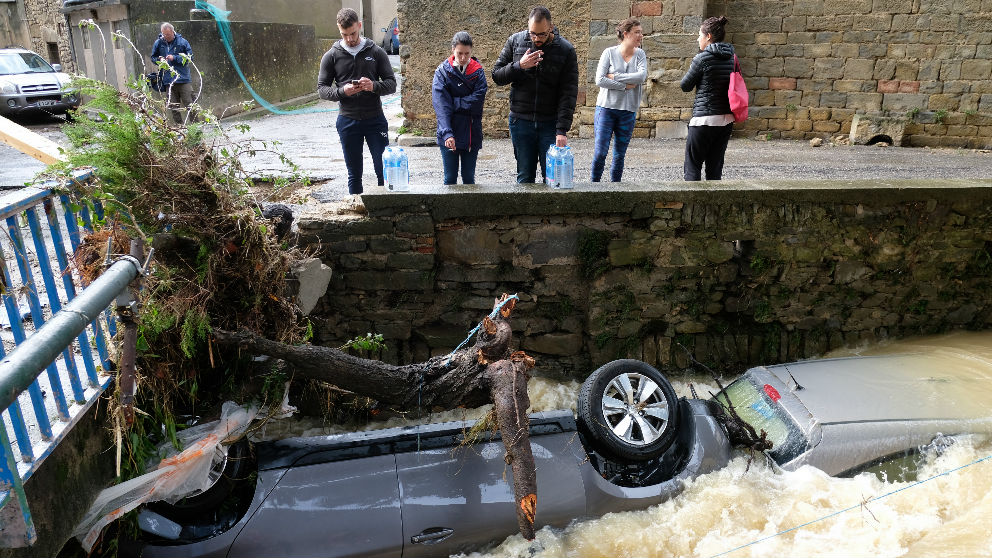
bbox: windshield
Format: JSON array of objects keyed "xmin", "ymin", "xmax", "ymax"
[
  {"xmin": 712, "ymin": 376, "xmax": 809, "ymax": 465},
  {"xmin": 0, "ymin": 52, "xmax": 55, "ymax": 75}
]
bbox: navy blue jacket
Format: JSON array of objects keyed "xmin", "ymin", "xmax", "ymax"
[
  {"xmin": 150, "ymin": 33, "xmax": 193, "ymax": 84},
  {"xmin": 432, "ymin": 56, "xmax": 487, "ymax": 151}
]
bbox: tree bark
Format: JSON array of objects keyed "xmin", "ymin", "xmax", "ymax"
[{"xmin": 213, "ymin": 294, "xmax": 541, "ymax": 540}]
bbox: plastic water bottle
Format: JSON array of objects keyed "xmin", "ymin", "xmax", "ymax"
[
  {"xmin": 394, "ymin": 147, "xmax": 410, "ymax": 191},
  {"xmin": 545, "ymin": 145, "xmax": 560, "ymax": 187},
  {"xmin": 383, "ymin": 147, "xmax": 395, "ymax": 189},
  {"xmin": 558, "ymin": 146, "xmax": 574, "ymax": 189}
]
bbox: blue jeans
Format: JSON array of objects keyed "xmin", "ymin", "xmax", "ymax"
[
  {"xmin": 440, "ymin": 147, "xmax": 480, "ymax": 185},
  {"xmin": 508, "ymin": 117, "xmax": 557, "ymax": 184},
  {"xmin": 590, "ymin": 106, "xmax": 636, "ymax": 182},
  {"xmin": 336, "ymin": 113, "xmax": 389, "ymax": 194}
]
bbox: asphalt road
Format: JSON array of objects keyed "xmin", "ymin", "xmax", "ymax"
[{"xmin": 0, "ymin": 113, "xmax": 69, "ymax": 188}]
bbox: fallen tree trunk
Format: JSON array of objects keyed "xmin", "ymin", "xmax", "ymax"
[{"xmin": 212, "ymin": 294, "xmax": 540, "ymax": 539}]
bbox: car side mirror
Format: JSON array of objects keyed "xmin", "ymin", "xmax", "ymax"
[{"xmin": 52, "ymin": 64, "xmax": 62, "ymax": 71}]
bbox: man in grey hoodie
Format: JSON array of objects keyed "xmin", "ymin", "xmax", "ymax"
[{"xmin": 318, "ymin": 8, "xmax": 397, "ymax": 195}]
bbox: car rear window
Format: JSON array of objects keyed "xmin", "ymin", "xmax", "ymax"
[
  {"xmin": 713, "ymin": 377, "xmax": 809, "ymax": 464},
  {"xmin": 0, "ymin": 52, "xmax": 54, "ymax": 75}
]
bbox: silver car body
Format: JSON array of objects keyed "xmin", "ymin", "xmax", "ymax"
[
  {"xmin": 135, "ymin": 351, "xmax": 992, "ymax": 557},
  {"xmin": 0, "ymin": 48, "xmax": 79, "ymax": 117}
]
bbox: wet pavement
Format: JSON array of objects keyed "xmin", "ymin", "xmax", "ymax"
[{"xmin": 3, "ymin": 54, "xmax": 990, "ymax": 195}]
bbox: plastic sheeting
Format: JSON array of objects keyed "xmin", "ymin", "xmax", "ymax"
[{"xmin": 73, "ymin": 402, "xmax": 257, "ymax": 552}]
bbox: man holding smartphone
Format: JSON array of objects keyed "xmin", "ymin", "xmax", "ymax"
[
  {"xmin": 318, "ymin": 8, "xmax": 397, "ymax": 196},
  {"xmin": 492, "ymin": 6, "xmax": 578, "ymax": 184}
]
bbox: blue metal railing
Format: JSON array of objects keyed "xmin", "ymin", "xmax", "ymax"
[{"xmin": 0, "ymin": 173, "xmax": 120, "ymax": 547}]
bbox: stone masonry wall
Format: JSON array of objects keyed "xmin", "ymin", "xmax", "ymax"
[
  {"xmin": 298, "ymin": 181, "xmax": 992, "ymax": 381},
  {"xmin": 400, "ymin": 0, "xmax": 992, "ymax": 148},
  {"xmin": 23, "ymin": 0, "xmax": 75, "ymax": 72}
]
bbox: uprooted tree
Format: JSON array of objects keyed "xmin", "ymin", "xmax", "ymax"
[{"xmin": 52, "ymin": 71, "xmax": 544, "ymax": 541}]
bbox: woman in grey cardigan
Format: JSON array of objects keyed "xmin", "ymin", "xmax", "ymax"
[{"xmin": 591, "ymin": 18, "xmax": 646, "ymax": 182}]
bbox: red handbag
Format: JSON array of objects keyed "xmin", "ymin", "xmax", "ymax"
[{"xmin": 728, "ymin": 54, "xmax": 748, "ymax": 122}]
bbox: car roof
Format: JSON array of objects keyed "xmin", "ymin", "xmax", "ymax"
[{"xmin": 761, "ymin": 352, "xmax": 992, "ymax": 424}]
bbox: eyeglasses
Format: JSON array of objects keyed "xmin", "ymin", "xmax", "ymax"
[{"xmin": 528, "ymin": 30, "xmax": 550, "ymax": 39}]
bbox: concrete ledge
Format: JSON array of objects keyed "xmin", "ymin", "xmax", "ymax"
[{"xmin": 361, "ymin": 178, "xmax": 992, "ymax": 220}]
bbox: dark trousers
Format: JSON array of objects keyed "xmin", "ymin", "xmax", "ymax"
[
  {"xmin": 440, "ymin": 147, "xmax": 480, "ymax": 185},
  {"xmin": 590, "ymin": 106, "xmax": 637, "ymax": 182},
  {"xmin": 508, "ymin": 117, "xmax": 557, "ymax": 184},
  {"xmin": 167, "ymin": 82, "xmax": 194, "ymax": 124},
  {"xmin": 684, "ymin": 123, "xmax": 733, "ymax": 181},
  {"xmin": 336, "ymin": 113, "xmax": 389, "ymax": 194}
]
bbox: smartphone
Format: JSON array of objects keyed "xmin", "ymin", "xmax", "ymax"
[{"xmin": 351, "ymin": 79, "xmax": 360, "ymax": 86}]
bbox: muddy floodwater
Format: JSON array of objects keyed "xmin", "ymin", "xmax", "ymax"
[{"xmin": 457, "ymin": 332, "xmax": 992, "ymax": 558}]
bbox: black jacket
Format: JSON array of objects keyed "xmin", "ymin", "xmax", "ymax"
[
  {"xmin": 317, "ymin": 38, "xmax": 397, "ymax": 119},
  {"xmin": 680, "ymin": 42, "xmax": 736, "ymax": 117},
  {"xmin": 492, "ymin": 28, "xmax": 579, "ymax": 135}
]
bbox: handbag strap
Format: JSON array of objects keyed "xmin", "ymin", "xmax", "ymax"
[{"xmin": 733, "ymin": 54, "xmax": 741, "ymax": 74}]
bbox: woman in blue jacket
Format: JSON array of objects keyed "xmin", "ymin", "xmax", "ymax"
[{"xmin": 432, "ymin": 31, "xmax": 488, "ymax": 185}]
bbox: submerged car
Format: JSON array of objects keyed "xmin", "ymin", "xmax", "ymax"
[
  {"xmin": 0, "ymin": 47, "xmax": 79, "ymax": 118},
  {"xmin": 131, "ymin": 351, "xmax": 992, "ymax": 557}
]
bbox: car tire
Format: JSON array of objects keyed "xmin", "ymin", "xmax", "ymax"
[
  {"xmin": 578, "ymin": 359, "xmax": 680, "ymax": 463},
  {"xmin": 155, "ymin": 438, "xmax": 252, "ymax": 520}
]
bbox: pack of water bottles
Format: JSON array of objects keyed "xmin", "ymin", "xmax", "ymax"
[
  {"xmin": 545, "ymin": 145, "xmax": 574, "ymax": 189},
  {"xmin": 383, "ymin": 146, "xmax": 410, "ymax": 191}
]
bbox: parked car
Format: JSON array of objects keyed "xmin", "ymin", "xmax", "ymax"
[
  {"xmin": 0, "ymin": 47, "xmax": 79, "ymax": 118},
  {"xmin": 381, "ymin": 17, "xmax": 400, "ymax": 55},
  {"xmin": 130, "ymin": 350, "xmax": 992, "ymax": 557}
]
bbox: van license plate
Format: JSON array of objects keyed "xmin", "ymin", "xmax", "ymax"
[{"xmin": 37, "ymin": 100, "xmax": 56, "ymax": 107}]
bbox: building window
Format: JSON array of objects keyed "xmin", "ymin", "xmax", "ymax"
[
  {"xmin": 112, "ymin": 20, "xmax": 125, "ymax": 49},
  {"xmin": 81, "ymin": 27, "xmax": 91, "ymax": 50},
  {"xmin": 47, "ymin": 42, "xmax": 61, "ymax": 65}
]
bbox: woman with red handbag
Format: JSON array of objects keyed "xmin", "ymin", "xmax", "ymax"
[{"xmin": 679, "ymin": 16, "xmax": 737, "ymax": 181}]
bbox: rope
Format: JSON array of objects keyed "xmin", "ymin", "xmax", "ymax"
[
  {"xmin": 707, "ymin": 453, "xmax": 992, "ymax": 558},
  {"xmin": 192, "ymin": 1, "xmax": 400, "ymax": 115},
  {"xmin": 443, "ymin": 294, "xmax": 520, "ymax": 366}
]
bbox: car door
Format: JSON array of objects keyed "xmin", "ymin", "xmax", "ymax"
[
  {"xmin": 398, "ymin": 431, "xmax": 586, "ymax": 557},
  {"xmin": 229, "ymin": 455, "xmax": 403, "ymax": 557}
]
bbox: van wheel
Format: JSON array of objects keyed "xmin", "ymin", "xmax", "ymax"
[{"xmin": 578, "ymin": 360, "xmax": 680, "ymax": 463}]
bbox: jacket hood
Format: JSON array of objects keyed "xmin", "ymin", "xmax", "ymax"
[
  {"xmin": 446, "ymin": 55, "xmax": 483, "ymax": 75},
  {"xmin": 334, "ymin": 37, "xmax": 374, "ymax": 53},
  {"xmin": 705, "ymin": 42, "xmax": 735, "ymax": 59}
]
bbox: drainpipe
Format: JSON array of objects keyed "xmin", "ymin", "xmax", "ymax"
[{"xmin": 0, "ymin": 256, "xmax": 145, "ymax": 413}]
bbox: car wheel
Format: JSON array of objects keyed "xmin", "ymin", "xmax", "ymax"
[
  {"xmin": 578, "ymin": 359, "xmax": 680, "ymax": 463},
  {"xmin": 156, "ymin": 438, "xmax": 252, "ymax": 520}
]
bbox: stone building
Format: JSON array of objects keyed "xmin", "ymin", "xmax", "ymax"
[
  {"xmin": 399, "ymin": 0, "xmax": 992, "ymax": 149},
  {"xmin": 60, "ymin": 0, "xmax": 396, "ymax": 117},
  {"xmin": 1, "ymin": 0, "xmax": 74, "ymax": 71}
]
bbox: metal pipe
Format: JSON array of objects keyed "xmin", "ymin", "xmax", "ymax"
[{"xmin": 0, "ymin": 258, "xmax": 141, "ymax": 414}]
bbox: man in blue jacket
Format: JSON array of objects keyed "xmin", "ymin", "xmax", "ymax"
[
  {"xmin": 150, "ymin": 22, "xmax": 194, "ymax": 123},
  {"xmin": 492, "ymin": 6, "xmax": 578, "ymax": 184},
  {"xmin": 318, "ymin": 8, "xmax": 397, "ymax": 197}
]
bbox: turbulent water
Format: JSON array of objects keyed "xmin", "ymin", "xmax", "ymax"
[{"xmin": 458, "ymin": 331, "xmax": 992, "ymax": 558}]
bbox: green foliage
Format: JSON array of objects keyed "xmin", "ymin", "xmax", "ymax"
[
  {"xmin": 906, "ymin": 107, "xmax": 920, "ymax": 119},
  {"xmin": 179, "ymin": 309, "xmax": 211, "ymax": 359},
  {"xmin": 397, "ymin": 125, "xmax": 408, "ymax": 134},
  {"xmin": 578, "ymin": 228, "xmax": 612, "ymax": 278},
  {"xmin": 934, "ymin": 109, "xmax": 948, "ymax": 124},
  {"xmin": 340, "ymin": 332, "xmax": 388, "ymax": 354}
]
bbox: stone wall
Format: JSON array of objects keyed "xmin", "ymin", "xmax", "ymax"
[
  {"xmin": 397, "ymin": 0, "xmax": 590, "ymax": 138},
  {"xmin": 399, "ymin": 0, "xmax": 992, "ymax": 148},
  {"xmin": 132, "ymin": 19, "xmax": 320, "ymax": 114},
  {"xmin": 298, "ymin": 180, "xmax": 992, "ymax": 380}
]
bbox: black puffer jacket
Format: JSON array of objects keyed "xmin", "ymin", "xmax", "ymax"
[
  {"xmin": 680, "ymin": 42, "xmax": 736, "ymax": 117},
  {"xmin": 492, "ymin": 28, "xmax": 579, "ymax": 135}
]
